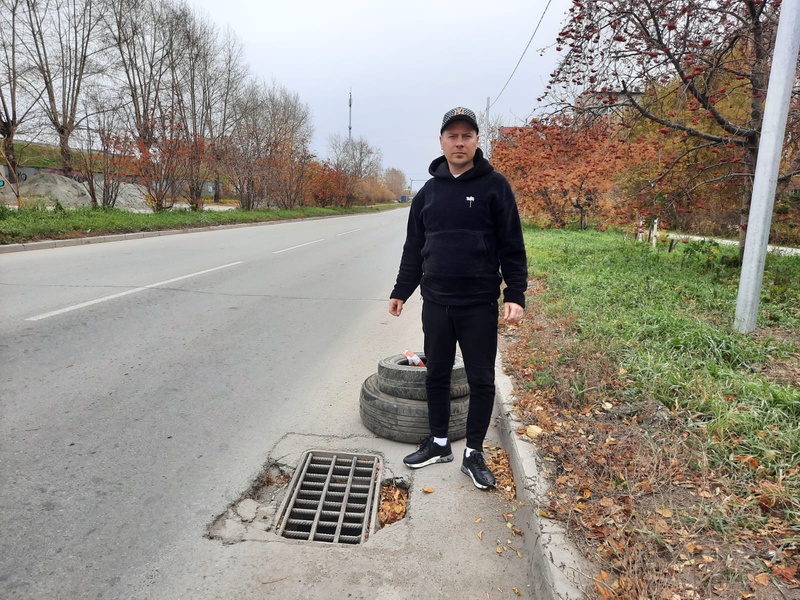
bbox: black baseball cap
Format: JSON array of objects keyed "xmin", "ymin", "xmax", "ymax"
[{"xmin": 440, "ymin": 107, "xmax": 479, "ymax": 134}]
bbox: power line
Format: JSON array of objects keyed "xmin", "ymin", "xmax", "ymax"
[{"xmin": 490, "ymin": 0, "xmax": 554, "ymax": 110}]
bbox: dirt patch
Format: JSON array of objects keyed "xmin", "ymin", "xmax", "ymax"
[
  {"xmin": 751, "ymin": 328, "xmax": 800, "ymax": 387},
  {"xmin": 500, "ymin": 277, "xmax": 800, "ymax": 599}
]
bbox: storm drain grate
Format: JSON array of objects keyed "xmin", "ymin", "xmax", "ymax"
[{"xmin": 276, "ymin": 451, "xmax": 382, "ymax": 545}]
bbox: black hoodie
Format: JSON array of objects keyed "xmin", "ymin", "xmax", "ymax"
[{"xmin": 390, "ymin": 148, "xmax": 528, "ymax": 307}]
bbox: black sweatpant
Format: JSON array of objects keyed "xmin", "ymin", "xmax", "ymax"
[{"xmin": 422, "ymin": 299, "xmax": 498, "ymax": 451}]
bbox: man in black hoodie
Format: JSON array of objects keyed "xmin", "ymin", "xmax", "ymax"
[{"xmin": 389, "ymin": 106, "xmax": 528, "ymax": 489}]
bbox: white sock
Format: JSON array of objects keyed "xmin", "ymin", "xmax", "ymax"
[
  {"xmin": 464, "ymin": 447, "xmax": 478, "ymax": 457},
  {"xmin": 433, "ymin": 436, "xmax": 448, "ymax": 447}
]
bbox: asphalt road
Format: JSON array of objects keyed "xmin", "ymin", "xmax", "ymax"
[{"xmin": 0, "ymin": 209, "xmax": 446, "ymax": 599}]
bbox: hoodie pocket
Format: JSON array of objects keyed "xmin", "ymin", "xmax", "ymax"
[{"xmin": 422, "ymin": 230, "xmax": 487, "ymax": 277}]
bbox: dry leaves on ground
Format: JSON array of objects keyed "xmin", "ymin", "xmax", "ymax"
[
  {"xmin": 378, "ymin": 481, "xmax": 408, "ymax": 527},
  {"xmin": 499, "ymin": 277, "xmax": 800, "ymax": 600},
  {"xmin": 484, "ymin": 444, "xmax": 517, "ymax": 501}
]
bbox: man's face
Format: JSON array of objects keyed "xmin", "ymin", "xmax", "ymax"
[{"xmin": 440, "ymin": 121, "xmax": 479, "ymax": 175}]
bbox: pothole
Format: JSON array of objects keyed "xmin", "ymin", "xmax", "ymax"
[{"xmin": 206, "ymin": 461, "xmax": 292, "ymax": 544}]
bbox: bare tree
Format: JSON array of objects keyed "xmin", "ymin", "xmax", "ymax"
[
  {"xmin": 0, "ymin": 0, "xmax": 40, "ymax": 201},
  {"xmin": 104, "ymin": 0, "xmax": 167, "ymax": 149},
  {"xmin": 75, "ymin": 88, "xmax": 131, "ymax": 208},
  {"xmin": 206, "ymin": 27, "xmax": 247, "ymax": 203},
  {"xmin": 222, "ymin": 81, "xmax": 269, "ymax": 210},
  {"xmin": 23, "ymin": 0, "xmax": 102, "ymax": 175},
  {"xmin": 328, "ymin": 133, "xmax": 383, "ymax": 207},
  {"xmin": 384, "ymin": 167, "xmax": 407, "ymax": 199},
  {"xmin": 105, "ymin": 0, "xmax": 185, "ymax": 211},
  {"xmin": 0, "ymin": 0, "xmax": 34, "ymax": 191},
  {"xmin": 264, "ymin": 83, "xmax": 313, "ymax": 209},
  {"xmin": 169, "ymin": 5, "xmax": 217, "ymax": 210}
]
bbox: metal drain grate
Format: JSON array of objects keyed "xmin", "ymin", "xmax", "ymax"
[{"xmin": 276, "ymin": 451, "xmax": 382, "ymax": 545}]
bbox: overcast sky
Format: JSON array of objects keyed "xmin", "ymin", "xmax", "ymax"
[{"xmin": 183, "ymin": 0, "xmax": 573, "ymax": 191}]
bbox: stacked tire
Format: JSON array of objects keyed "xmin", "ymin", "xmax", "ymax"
[{"xmin": 359, "ymin": 353, "xmax": 470, "ymax": 443}]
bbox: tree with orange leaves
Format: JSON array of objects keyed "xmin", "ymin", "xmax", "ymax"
[
  {"xmin": 547, "ymin": 0, "xmax": 800, "ymax": 252},
  {"xmin": 493, "ymin": 117, "xmax": 645, "ymax": 229},
  {"xmin": 306, "ymin": 161, "xmax": 349, "ymax": 208}
]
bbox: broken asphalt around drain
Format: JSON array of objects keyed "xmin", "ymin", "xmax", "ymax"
[{"xmin": 196, "ymin": 363, "xmax": 590, "ymax": 600}]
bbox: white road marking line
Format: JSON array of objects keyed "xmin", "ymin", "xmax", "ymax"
[
  {"xmin": 272, "ymin": 239, "xmax": 324, "ymax": 254},
  {"xmin": 25, "ymin": 261, "xmax": 244, "ymax": 322},
  {"xmin": 336, "ymin": 229, "xmax": 360, "ymax": 237}
]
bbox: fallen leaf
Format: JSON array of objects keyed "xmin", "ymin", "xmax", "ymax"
[
  {"xmin": 594, "ymin": 570, "xmax": 616, "ymax": 600},
  {"xmin": 754, "ymin": 573, "xmax": 770, "ymax": 586},
  {"xmin": 475, "ymin": 518, "xmax": 483, "ymax": 523},
  {"xmin": 772, "ymin": 565, "xmax": 798, "ymax": 581},
  {"xmin": 477, "ymin": 530, "xmax": 483, "ymax": 540},
  {"xmin": 526, "ymin": 425, "xmax": 543, "ymax": 438},
  {"xmin": 422, "ymin": 487, "xmax": 434, "ymax": 494},
  {"xmin": 512, "ymin": 587, "xmax": 521, "ymax": 596},
  {"xmin": 686, "ymin": 541, "xmax": 703, "ymax": 555},
  {"xmin": 655, "ymin": 508, "xmax": 673, "ymax": 518},
  {"xmin": 496, "ymin": 546, "xmax": 504, "ymax": 554}
]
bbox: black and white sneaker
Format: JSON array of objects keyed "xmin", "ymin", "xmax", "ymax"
[
  {"xmin": 403, "ymin": 436, "xmax": 454, "ymax": 469},
  {"xmin": 461, "ymin": 451, "xmax": 496, "ymax": 489}
]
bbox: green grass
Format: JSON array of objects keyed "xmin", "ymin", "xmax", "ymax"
[
  {"xmin": 0, "ymin": 203, "xmax": 400, "ymax": 245},
  {"xmin": 12, "ymin": 141, "xmax": 63, "ymax": 169},
  {"xmin": 524, "ymin": 228, "xmax": 800, "ymax": 506}
]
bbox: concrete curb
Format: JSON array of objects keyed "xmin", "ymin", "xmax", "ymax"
[{"xmin": 496, "ymin": 360, "xmax": 593, "ymax": 599}]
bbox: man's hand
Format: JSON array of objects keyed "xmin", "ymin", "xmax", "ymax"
[
  {"xmin": 503, "ymin": 301, "xmax": 523, "ymax": 324},
  {"xmin": 389, "ymin": 298, "xmax": 404, "ymax": 317}
]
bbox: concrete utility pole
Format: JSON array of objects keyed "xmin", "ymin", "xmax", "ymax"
[
  {"xmin": 734, "ymin": 1, "xmax": 800, "ymax": 333},
  {"xmin": 348, "ymin": 89, "xmax": 353, "ymax": 141},
  {"xmin": 484, "ymin": 97, "xmax": 491, "ymax": 159}
]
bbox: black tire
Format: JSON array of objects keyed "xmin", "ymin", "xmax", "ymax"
[
  {"xmin": 360, "ymin": 374, "xmax": 468, "ymax": 443},
  {"xmin": 376, "ymin": 353, "xmax": 469, "ymax": 400}
]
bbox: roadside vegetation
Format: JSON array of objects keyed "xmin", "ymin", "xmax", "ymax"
[
  {"xmin": 502, "ymin": 228, "xmax": 799, "ymax": 599},
  {"xmin": 0, "ymin": 203, "xmax": 400, "ymax": 245}
]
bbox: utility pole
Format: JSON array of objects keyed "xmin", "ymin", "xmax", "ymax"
[
  {"xmin": 348, "ymin": 89, "xmax": 353, "ymax": 141},
  {"xmin": 733, "ymin": 1, "xmax": 800, "ymax": 333},
  {"xmin": 484, "ymin": 97, "xmax": 491, "ymax": 159}
]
